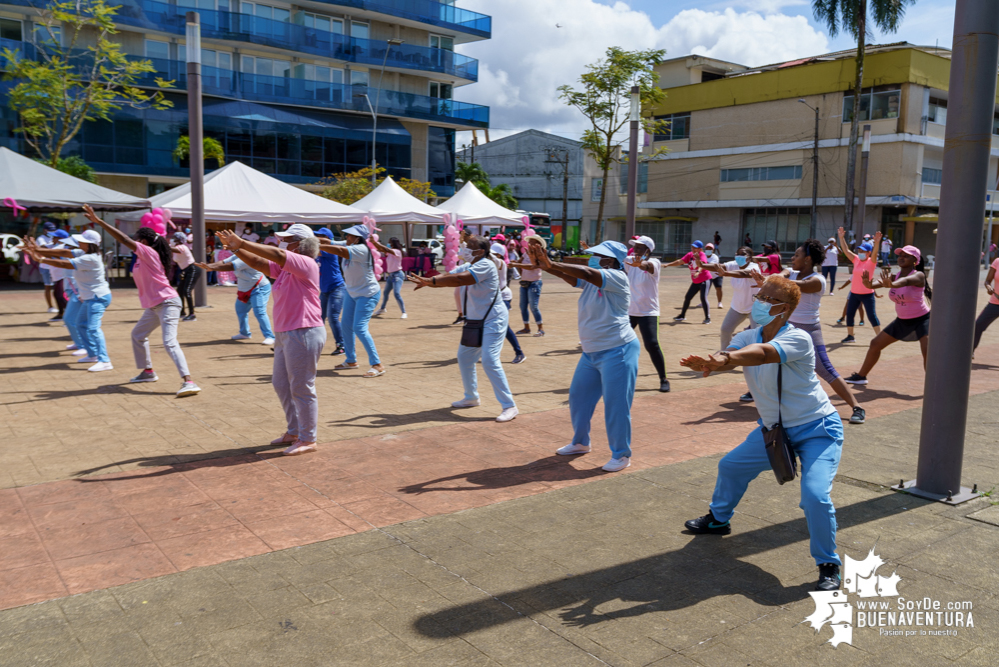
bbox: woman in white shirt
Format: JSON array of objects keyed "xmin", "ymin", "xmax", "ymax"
[
  {"xmin": 373, "ymin": 237, "xmax": 407, "ymax": 318},
  {"xmin": 625, "ymin": 236, "xmax": 669, "ymax": 392},
  {"xmin": 705, "ymin": 242, "xmax": 724, "ymax": 309},
  {"xmin": 821, "ymin": 238, "xmax": 839, "ymax": 294},
  {"xmin": 698, "ymin": 247, "xmax": 761, "ymax": 350}
]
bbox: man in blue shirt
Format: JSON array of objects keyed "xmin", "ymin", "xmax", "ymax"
[{"xmin": 316, "ymin": 228, "xmax": 345, "ymax": 356}]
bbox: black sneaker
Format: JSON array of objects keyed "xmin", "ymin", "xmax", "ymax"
[
  {"xmin": 659, "ymin": 380, "xmax": 671, "ymax": 393},
  {"xmin": 859, "ymin": 321, "xmax": 866, "ymax": 326},
  {"xmin": 835, "ymin": 318, "xmax": 844, "ymax": 325},
  {"xmin": 840, "ymin": 335, "xmax": 855, "ymax": 343},
  {"xmin": 844, "ymin": 372, "xmax": 867, "ymax": 385},
  {"xmin": 816, "ymin": 563, "xmax": 841, "ymax": 591},
  {"xmin": 685, "ymin": 512, "xmax": 731, "ymax": 535},
  {"xmin": 849, "ymin": 406, "xmax": 866, "ymax": 424},
  {"xmin": 739, "ymin": 392, "xmax": 754, "ymax": 402},
  {"xmin": 702, "ymin": 318, "xmax": 712, "ymax": 324},
  {"xmin": 673, "ymin": 316, "xmax": 685, "ymax": 322},
  {"xmin": 511, "ymin": 352, "xmax": 526, "ymax": 364},
  {"xmin": 182, "ymin": 314, "xmax": 197, "ymax": 322},
  {"xmin": 330, "ymin": 345, "xmax": 345, "ymax": 356},
  {"xmin": 452, "ymin": 315, "xmax": 465, "ymax": 325}
]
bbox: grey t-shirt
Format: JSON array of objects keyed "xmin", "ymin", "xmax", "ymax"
[{"xmin": 342, "ymin": 243, "xmax": 379, "ymax": 299}]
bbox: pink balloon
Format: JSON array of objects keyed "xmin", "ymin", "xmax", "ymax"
[
  {"xmin": 161, "ymin": 208, "xmax": 173, "ymax": 221},
  {"xmin": 141, "ymin": 212, "xmax": 154, "ymax": 226}
]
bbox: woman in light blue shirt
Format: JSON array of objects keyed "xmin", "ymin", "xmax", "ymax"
[
  {"xmin": 195, "ymin": 255, "xmax": 275, "ymax": 345},
  {"xmin": 528, "ymin": 240, "xmax": 640, "ymax": 472},
  {"xmin": 408, "ymin": 235, "xmax": 517, "ymax": 422},
  {"xmin": 318, "ymin": 224, "xmax": 384, "ymax": 377},
  {"xmin": 680, "ymin": 275, "xmax": 845, "ymax": 593}
]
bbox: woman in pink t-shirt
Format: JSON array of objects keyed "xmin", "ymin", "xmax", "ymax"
[
  {"xmin": 215, "ymin": 225, "xmax": 325, "ymax": 456},
  {"xmin": 83, "ymin": 205, "xmax": 200, "ymax": 397},
  {"xmin": 844, "ymin": 245, "xmax": 931, "ymax": 386},
  {"xmin": 372, "ymin": 237, "xmax": 407, "ymax": 318},
  {"xmin": 973, "ymin": 257, "xmax": 999, "ymax": 351},
  {"xmin": 663, "ymin": 241, "xmax": 712, "ymax": 324},
  {"xmin": 837, "ymin": 226, "xmax": 883, "ymax": 344}
]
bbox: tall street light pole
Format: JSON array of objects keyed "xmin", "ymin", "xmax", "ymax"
[
  {"xmin": 624, "ymin": 85, "xmax": 640, "ymax": 242},
  {"xmin": 798, "ymin": 99, "xmax": 819, "ymax": 239},
  {"xmin": 855, "ymin": 124, "xmax": 872, "ymax": 241},
  {"xmin": 363, "ymin": 37, "xmax": 404, "ymax": 187},
  {"xmin": 910, "ymin": 0, "xmax": 999, "ymax": 504},
  {"xmin": 186, "ymin": 12, "xmax": 207, "ymax": 308}
]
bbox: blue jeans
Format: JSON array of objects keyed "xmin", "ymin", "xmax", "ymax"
[
  {"xmin": 77, "ymin": 293, "xmax": 112, "ymax": 362},
  {"xmin": 379, "ymin": 270, "xmax": 406, "ymax": 313},
  {"xmin": 503, "ymin": 300, "xmax": 522, "ymax": 354},
  {"xmin": 709, "ymin": 413, "xmax": 844, "ymax": 566},
  {"xmin": 40, "ymin": 266, "xmax": 53, "ymax": 286},
  {"xmin": 63, "ymin": 291, "xmax": 86, "ymax": 349},
  {"xmin": 880, "ymin": 251, "xmax": 891, "ymax": 265},
  {"xmin": 821, "ymin": 265, "xmax": 836, "ymax": 293},
  {"xmin": 569, "ymin": 338, "xmax": 640, "ymax": 459},
  {"xmin": 341, "ymin": 292, "xmax": 380, "ymax": 366},
  {"xmin": 320, "ymin": 285, "xmax": 344, "ymax": 348},
  {"xmin": 457, "ymin": 315, "xmax": 515, "ymax": 409},
  {"xmin": 846, "ymin": 291, "xmax": 880, "ymax": 327},
  {"xmin": 235, "ymin": 280, "xmax": 274, "ymax": 340},
  {"xmin": 519, "ymin": 280, "xmax": 543, "ymax": 324}
]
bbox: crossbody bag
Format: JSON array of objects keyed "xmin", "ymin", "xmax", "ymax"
[
  {"xmin": 236, "ymin": 275, "xmax": 263, "ymax": 303},
  {"xmin": 762, "ymin": 364, "xmax": 798, "ymax": 484},
  {"xmin": 460, "ymin": 270, "xmax": 500, "ymax": 348}
]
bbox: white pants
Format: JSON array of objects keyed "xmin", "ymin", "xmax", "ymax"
[
  {"xmin": 132, "ymin": 297, "xmax": 190, "ymax": 378},
  {"xmin": 273, "ymin": 326, "xmax": 326, "ymax": 442}
]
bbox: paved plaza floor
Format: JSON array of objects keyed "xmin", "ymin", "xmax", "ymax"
[{"xmin": 2, "ymin": 271, "xmax": 998, "ymax": 666}]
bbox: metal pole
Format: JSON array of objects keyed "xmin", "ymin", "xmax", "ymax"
[
  {"xmin": 186, "ymin": 12, "xmax": 207, "ymax": 308},
  {"xmin": 911, "ymin": 0, "xmax": 999, "ymax": 503},
  {"xmin": 855, "ymin": 124, "xmax": 871, "ymax": 242},
  {"xmin": 625, "ymin": 85, "xmax": 639, "ymax": 242},
  {"xmin": 811, "ymin": 106, "xmax": 819, "ymax": 238},
  {"xmin": 370, "ymin": 38, "xmax": 402, "ymax": 186},
  {"xmin": 561, "ymin": 151, "xmax": 569, "ymax": 251}
]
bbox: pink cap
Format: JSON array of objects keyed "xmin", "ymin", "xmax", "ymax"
[{"xmin": 894, "ymin": 245, "xmax": 921, "ymax": 263}]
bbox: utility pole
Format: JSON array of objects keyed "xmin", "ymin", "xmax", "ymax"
[
  {"xmin": 798, "ymin": 99, "xmax": 820, "ymax": 239},
  {"xmin": 625, "ymin": 85, "xmax": 640, "ymax": 242},
  {"xmin": 855, "ymin": 124, "xmax": 872, "ymax": 241},
  {"xmin": 910, "ymin": 0, "xmax": 999, "ymax": 504},
  {"xmin": 186, "ymin": 12, "xmax": 207, "ymax": 308},
  {"xmin": 544, "ymin": 145, "xmax": 571, "ymax": 250}
]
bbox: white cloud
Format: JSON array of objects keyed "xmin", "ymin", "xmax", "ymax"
[{"xmin": 455, "ymin": 0, "xmax": 829, "ymax": 145}]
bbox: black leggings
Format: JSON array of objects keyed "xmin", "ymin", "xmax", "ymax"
[
  {"xmin": 629, "ymin": 315, "xmax": 667, "ymax": 382},
  {"xmin": 52, "ymin": 279, "xmax": 66, "ymax": 316},
  {"xmin": 680, "ymin": 281, "xmax": 709, "ymax": 319},
  {"xmin": 178, "ymin": 265, "xmax": 200, "ymax": 316},
  {"xmin": 974, "ymin": 302, "xmax": 999, "ymax": 349}
]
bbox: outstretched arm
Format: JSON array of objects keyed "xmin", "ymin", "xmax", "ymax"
[
  {"xmin": 318, "ymin": 238, "xmax": 350, "ymax": 259},
  {"xmin": 217, "ymin": 229, "xmax": 288, "ymax": 269},
  {"xmin": 626, "ymin": 255, "xmax": 655, "ymax": 275},
  {"xmin": 680, "ymin": 343, "xmax": 781, "ymax": 377},
  {"xmin": 83, "ymin": 204, "xmax": 136, "ymax": 251},
  {"xmin": 837, "ymin": 227, "xmax": 856, "ymax": 263},
  {"xmin": 530, "ymin": 244, "xmax": 602, "ymax": 287},
  {"xmin": 407, "ymin": 272, "xmax": 475, "ymax": 290}
]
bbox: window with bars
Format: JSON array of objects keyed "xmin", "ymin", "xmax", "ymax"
[
  {"xmin": 922, "ymin": 168, "xmax": 942, "ymax": 185},
  {"xmin": 721, "ymin": 165, "xmax": 802, "ymax": 182},
  {"xmin": 741, "ymin": 208, "xmax": 811, "ymax": 253}
]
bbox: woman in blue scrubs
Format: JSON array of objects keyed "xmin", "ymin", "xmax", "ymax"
[{"xmin": 527, "ymin": 239, "xmax": 639, "ymax": 472}]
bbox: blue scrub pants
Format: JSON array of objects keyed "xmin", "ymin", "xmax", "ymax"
[
  {"xmin": 569, "ymin": 338, "xmax": 640, "ymax": 459},
  {"xmin": 709, "ymin": 413, "xmax": 844, "ymax": 566},
  {"xmin": 457, "ymin": 315, "xmax": 515, "ymax": 409},
  {"xmin": 342, "ymin": 293, "xmax": 380, "ymax": 366},
  {"xmin": 77, "ymin": 293, "xmax": 112, "ymax": 362},
  {"xmin": 320, "ymin": 285, "xmax": 344, "ymax": 348},
  {"xmin": 502, "ymin": 300, "xmax": 522, "ymax": 355},
  {"xmin": 379, "ymin": 270, "xmax": 406, "ymax": 314},
  {"xmin": 234, "ymin": 280, "xmax": 275, "ymax": 340},
  {"xmin": 63, "ymin": 291, "xmax": 86, "ymax": 349}
]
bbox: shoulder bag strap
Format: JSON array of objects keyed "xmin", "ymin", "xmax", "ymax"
[{"xmin": 776, "ymin": 363, "xmax": 783, "ymax": 427}]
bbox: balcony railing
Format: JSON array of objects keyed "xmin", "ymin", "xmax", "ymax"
[
  {"xmin": 2, "ymin": 0, "xmax": 479, "ymax": 81},
  {"xmin": 318, "ymin": 0, "xmax": 490, "ymax": 38},
  {"xmin": 140, "ymin": 57, "xmax": 488, "ymax": 126}
]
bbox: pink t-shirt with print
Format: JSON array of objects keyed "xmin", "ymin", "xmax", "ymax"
[
  {"xmin": 267, "ymin": 251, "xmax": 323, "ymax": 333},
  {"xmin": 133, "ymin": 242, "xmax": 179, "ymax": 309},
  {"xmin": 680, "ymin": 251, "xmax": 711, "ymax": 283},
  {"xmin": 385, "ymin": 249, "xmax": 403, "ymax": 273}
]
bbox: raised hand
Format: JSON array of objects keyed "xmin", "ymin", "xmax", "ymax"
[
  {"xmin": 215, "ymin": 229, "xmax": 241, "ymax": 251},
  {"xmin": 837, "ymin": 227, "xmax": 846, "ymax": 238},
  {"xmin": 82, "ymin": 204, "xmax": 101, "ymax": 225},
  {"xmin": 406, "ymin": 273, "xmax": 431, "ymax": 290},
  {"xmin": 679, "ymin": 353, "xmax": 727, "ymax": 377},
  {"xmin": 879, "ymin": 267, "xmax": 893, "ymax": 290},
  {"xmin": 627, "ymin": 255, "xmax": 644, "ymax": 268},
  {"xmin": 750, "ymin": 271, "xmax": 766, "ymax": 288}
]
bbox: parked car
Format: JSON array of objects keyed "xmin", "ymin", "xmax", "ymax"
[{"xmin": 1, "ymin": 234, "xmax": 23, "ymax": 262}]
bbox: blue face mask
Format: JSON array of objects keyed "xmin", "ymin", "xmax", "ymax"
[
  {"xmin": 734, "ymin": 255, "xmax": 747, "ymax": 267},
  {"xmin": 751, "ymin": 299, "xmax": 784, "ymax": 326},
  {"xmin": 588, "ymin": 256, "xmax": 603, "ymax": 269}
]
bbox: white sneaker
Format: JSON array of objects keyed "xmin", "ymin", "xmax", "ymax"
[
  {"xmin": 72, "ymin": 349, "xmax": 88, "ymax": 357},
  {"xmin": 602, "ymin": 456, "xmax": 631, "ymax": 472},
  {"xmin": 451, "ymin": 398, "xmax": 480, "ymax": 408},
  {"xmin": 496, "ymin": 406, "xmax": 519, "ymax": 423},
  {"xmin": 373, "ymin": 308, "xmax": 386, "ymax": 316},
  {"xmin": 400, "ymin": 313, "xmax": 408, "ymax": 319},
  {"xmin": 88, "ymin": 361, "xmax": 114, "ymax": 372},
  {"xmin": 261, "ymin": 337, "xmax": 275, "ymax": 345},
  {"xmin": 76, "ymin": 356, "xmax": 98, "ymax": 363},
  {"xmin": 231, "ymin": 333, "xmax": 251, "ymax": 340},
  {"xmin": 47, "ymin": 307, "xmax": 58, "ymax": 313},
  {"xmin": 556, "ymin": 443, "xmax": 591, "ymax": 456},
  {"xmin": 177, "ymin": 381, "xmax": 201, "ymax": 397},
  {"xmin": 66, "ymin": 344, "xmax": 78, "ymax": 350}
]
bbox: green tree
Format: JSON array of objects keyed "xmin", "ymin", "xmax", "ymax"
[
  {"xmin": 40, "ymin": 155, "xmax": 97, "ymax": 183},
  {"xmin": 316, "ymin": 166, "xmax": 436, "ymax": 205},
  {"xmin": 481, "ymin": 182, "xmax": 518, "ymax": 209},
  {"xmin": 173, "ymin": 135, "xmax": 226, "ymax": 167},
  {"xmin": 558, "ymin": 46, "xmax": 667, "ymax": 243},
  {"xmin": 455, "ymin": 161, "xmax": 490, "ymax": 189},
  {"xmin": 812, "ymin": 0, "xmax": 915, "ymax": 231},
  {"xmin": 1, "ymin": 0, "xmax": 172, "ymax": 167}
]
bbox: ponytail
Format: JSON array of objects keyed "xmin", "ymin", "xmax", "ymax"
[
  {"xmin": 915, "ymin": 256, "xmax": 932, "ymax": 301},
  {"xmin": 135, "ymin": 227, "xmax": 173, "ymax": 275}
]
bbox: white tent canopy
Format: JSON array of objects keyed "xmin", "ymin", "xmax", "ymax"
[
  {"xmin": 351, "ymin": 176, "xmax": 444, "ymax": 223},
  {"xmin": 118, "ymin": 161, "xmax": 364, "ymax": 224},
  {"xmin": 435, "ymin": 181, "xmax": 525, "ymax": 227},
  {"xmin": 0, "ymin": 147, "xmax": 149, "ymax": 213}
]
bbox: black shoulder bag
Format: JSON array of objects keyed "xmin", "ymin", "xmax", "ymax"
[
  {"xmin": 762, "ymin": 364, "xmax": 798, "ymax": 484},
  {"xmin": 460, "ymin": 268, "xmax": 499, "ymax": 348}
]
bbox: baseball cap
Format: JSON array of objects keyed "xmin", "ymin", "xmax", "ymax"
[
  {"xmin": 341, "ymin": 224, "xmax": 370, "ymax": 240},
  {"xmin": 691, "ymin": 240, "xmax": 704, "ymax": 249},
  {"xmin": 492, "ymin": 233, "xmax": 506, "ymax": 242},
  {"xmin": 859, "ymin": 242, "xmax": 874, "ymax": 252},
  {"xmin": 705, "ymin": 243, "xmax": 715, "ymax": 250},
  {"xmin": 52, "ymin": 229, "xmax": 69, "ymax": 239},
  {"xmin": 587, "ymin": 240, "xmax": 628, "ymax": 267},
  {"xmin": 72, "ymin": 229, "xmax": 102, "ymax": 247},
  {"xmin": 62, "ymin": 235, "xmax": 79, "ymax": 248},
  {"xmin": 894, "ymin": 245, "xmax": 921, "ymax": 263},
  {"xmin": 490, "ymin": 242, "xmax": 506, "ymax": 256},
  {"xmin": 275, "ymin": 223, "xmax": 316, "ymax": 239},
  {"xmin": 828, "ymin": 237, "xmax": 836, "ymax": 242},
  {"xmin": 629, "ymin": 235, "xmax": 655, "ymax": 252},
  {"xmin": 315, "ymin": 228, "xmax": 334, "ymax": 239},
  {"xmin": 172, "ymin": 232, "xmax": 186, "ymax": 243}
]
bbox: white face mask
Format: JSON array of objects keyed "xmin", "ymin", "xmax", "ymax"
[
  {"xmin": 859, "ymin": 252, "xmax": 868, "ymax": 260},
  {"xmin": 278, "ymin": 241, "xmax": 289, "ymax": 250}
]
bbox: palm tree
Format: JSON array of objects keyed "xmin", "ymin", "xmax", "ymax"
[
  {"xmin": 455, "ymin": 161, "xmax": 490, "ymax": 189},
  {"xmin": 812, "ymin": 0, "xmax": 915, "ymax": 231},
  {"xmin": 482, "ymin": 183, "xmax": 518, "ymax": 210}
]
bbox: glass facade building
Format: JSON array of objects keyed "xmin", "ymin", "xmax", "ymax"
[{"xmin": 0, "ymin": 0, "xmax": 490, "ymax": 197}]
